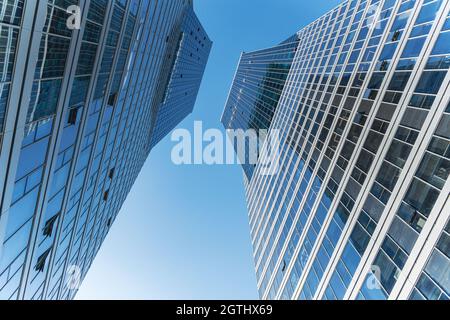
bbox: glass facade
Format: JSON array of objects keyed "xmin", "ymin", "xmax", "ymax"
[
  {"xmin": 221, "ymin": 36, "xmax": 299, "ymax": 181},
  {"xmin": 0, "ymin": 0, "xmax": 211, "ymax": 300},
  {"xmin": 223, "ymin": 0, "xmax": 449, "ymax": 300}
]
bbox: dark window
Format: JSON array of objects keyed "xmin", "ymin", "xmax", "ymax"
[
  {"xmin": 103, "ymin": 189, "xmax": 110, "ymax": 201},
  {"xmin": 109, "ymin": 168, "xmax": 115, "ymax": 179},
  {"xmin": 415, "ymin": 71, "xmax": 447, "ymax": 94},
  {"xmin": 68, "ymin": 107, "xmax": 78, "ymax": 125},
  {"xmin": 35, "ymin": 248, "xmax": 52, "ymax": 273},
  {"xmin": 108, "ymin": 92, "xmax": 117, "ymax": 107},
  {"xmin": 43, "ymin": 214, "xmax": 59, "ymax": 237}
]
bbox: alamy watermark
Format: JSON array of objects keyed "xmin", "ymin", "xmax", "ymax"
[
  {"xmin": 366, "ymin": 265, "xmax": 382, "ymax": 291},
  {"xmin": 170, "ymin": 122, "xmax": 281, "ymax": 176},
  {"xmin": 66, "ymin": 5, "xmax": 82, "ymax": 30}
]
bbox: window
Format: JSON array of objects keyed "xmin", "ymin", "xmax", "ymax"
[
  {"xmin": 416, "ymin": 153, "xmax": 449, "ymax": 189},
  {"xmin": 43, "ymin": 214, "xmax": 59, "ymax": 238},
  {"xmin": 391, "ymin": 30, "xmax": 401, "ymax": 42},
  {"xmin": 415, "ymin": 0, "xmax": 444, "ymax": 25},
  {"xmin": 409, "ymin": 94, "xmax": 435, "ymax": 109},
  {"xmin": 388, "ymin": 72, "xmax": 411, "ymax": 91},
  {"xmin": 404, "ymin": 178, "xmax": 440, "ymax": 217},
  {"xmin": 15, "ymin": 137, "xmax": 50, "ymax": 180},
  {"xmin": 380, "ymin": 60, "xmax": 389, "ymax": 71},
  {"xmin": 387, "ymin": 217, "xmax": 418, "ymax": 254},
  {"xmin": 391, "ymin": 11, "xmax": 411, "ymax": 31},
  {"xmin": 431, "ymin": 31, "xmax": 450, "ymax": 55},
  {"xmin": 386, "ymin": 140, "xmax": 412, "ymax": 168},
  {"xmin": 379, "ymin": 43, "xmax": 397, "ymax": 61},
  {"xmin": 35, "ymin": 35, "xmax": 71, "ymax": 78},
  {"xmin": 68, "ymin": 107, "xmax": 78, "ymax": 125},
  {"xmin": 424, "ymin": 250, "xmax": 450, "ymax": 293},
  {"xmin": 28, "ymin": 79, "xmax": 62, "ymax": 122},
  {"xmin": 6, "ymin": 187, "xmax": 39, "ymax": 239},
  {"xmin": 436, "ymin": 114, "xmax": 450, "ymax": 139},
  {"xmin": 76, "ymin": 43, "xmax": 98, "ymax": 75},
  {"xmin": 401, "ymin": 38, "xmax": 426, "ymax": 58},
  {"xmin": 109, "ymin": 167, "xmax": 115, "ymax": 179},
  {"xmin": 364, "ymin": 131, "xmax": 383, "ymax": 154},
  {"xmin": 69, "ymin": 77, "xmax": 90, "ymax": 110},
  {"xmin": 108, "ymin": 92, "xmax": 117, "ymax": 106},
  {"xmin": 376, "ymin": 162, "xmax": 400, "ymax": 191},
  {"xmin": 415, "ymin": 71, "xmax": 447, "ymax": 94},
  {"xmin": 415, "ymin": 273, "xmax": 442, "ymax": 299},
  {"xmin": 35, "ymin": 248, "xmax": 52, "ymax": 273},
  {"xmin": 411, "ymin": 23, "xmax": 433, "ymax": 37},
  {"xmin": 0, "ymin": 0, "xmax": 24, "ymax": 26},
  {"xmin": 103, "ymin": 189, "xmax": 110, "ymax": 201}
]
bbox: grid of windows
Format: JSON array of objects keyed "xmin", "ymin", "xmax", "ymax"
[
  {"xmin": 221, "ymin": 37, "xmax": 299, "ymax": 181},
  {"xmin": 0, "ymin": 0, "xmax": 24, "ymax": 144},
  {"xmin": 151, "ymin": 7, "xmax": 212, "ymax": 148},
  {"xmin": 410, "ymin": 218, "xmax": 450, "ymax": 300},
  {"xmin": 224, "ymin": 0, "xmax": 450, "ymax": 300},
  {"xmin": 0, "ymin": 0, "xmax": 211, "ymax": 300}
]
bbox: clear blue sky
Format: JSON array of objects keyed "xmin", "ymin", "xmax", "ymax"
[{"xmin": 76, "ymin": 0, "xmax": 342, "ymax": 300}]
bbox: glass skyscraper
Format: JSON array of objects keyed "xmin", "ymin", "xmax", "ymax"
[
  {"xmin": 223, "ymin": 0, "xmax": 449, "ymax": 300},
  {"xmin": 222, "ymin": 36, "xmax": 299, "ymax": 181},
  {"xmin": 0, "ymin": 0, "xmax": 211, "ymax": 300}
]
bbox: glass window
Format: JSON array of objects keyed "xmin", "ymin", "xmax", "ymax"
[
  {"xmin": 386, "ymin": 140, "xmax": 412, "ymax": 168},
  {"xmin": 76, "ymin": 43, "xmax": 98, "ymax": 75},
  {"xmin": 415, "ymin": 71, "xmax": 447, "ymax": 94},
  {"xmin": 437, "ymin": 232, "xmax": 450, "ymax": 258},
  {"xmin": 28, "ymin": 79, "xmax": 62, "ymax": 122},
  {"xmin": 416, "ymin": 152, "xmax": 449, "ymax": 189},
  {"xmin": 425, "ymin": 250, "xmax": 450, "ymax": 294},
  {"xmin": 0, "ymin": 26, "xmax": 19, "ymax": 82},
  {"xmin": 431, "ymin": 32, "xmax": 450, "ymax": 55},
  {"xmin": 416, "ymin": 273, "xmax": 443, "ymax": 299},
  {"xmin": 379, "ymin": 43, "xmax": 397, "ymax": 61},
  {"xmin": 15, "ymin": 137, "xmax": 50, "ymax": 180},
  {"xmin": 435, "ymin": 114, "xmax": 450, "ymax": 139},
  {"xmin": 404, "ymin": 178, "xmax": 440, "ymax": 217},
  {"xmin": 367, "ymin": 72, "xmax": 385, "ymax": 89},
  {"xmin": 388, "ymin": 72, "xmax": 411, "ymax": 91},
  {"xmin": 0, "ymin": 222, "xmax": 32, "ymax": 272},
  {"xmin": 401, "ymin": 38, "xmax": 426, "ymax": 58},
  {"xmin": 35, "ymin": 35, "xmax": 71, "ymax": 79},
  {"xmin": 391, "ymin": 11, "xmax": 411, "ymax": 31},
  {"xmin": 376, "ymin": 162, "xmax": 400, "ymax": 191},
  {"xmin": 388, "ymin": 217, "xmax": 417, "ymax": 254},
  {"xmin": 419, "ymin": 1, "xmax": 444, "ymax": 23},
  {"xmin": 0, "ymin": 0, "xmax": 24, "ymax": 26},
  {"xmin": 6, "ymin": 187, "xmax": 39, "ymax": 239}
]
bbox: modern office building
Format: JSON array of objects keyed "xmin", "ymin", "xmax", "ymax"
[
  {"xmin": 223, "ymin": 0, "xmax": 449, "ymax": 300},
  {"xmin": 222, "ymin": 36, "xmax": 300, "ymax": 181},
  {"xmin": 0, "ymin": 0, "xmax": 211, "ymax": 300}
]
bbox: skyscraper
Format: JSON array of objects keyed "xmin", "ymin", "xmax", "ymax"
[
  {"xmin": 222, "ymin": 36, "xmax": 299, "ymax": 181},
  {"xmin": 0, "ymin": 0, "xmax": 211, "ymax": 300},
  {"xmin": 223, "ymin": 0, "xmax": 449, "ymax": 300}
]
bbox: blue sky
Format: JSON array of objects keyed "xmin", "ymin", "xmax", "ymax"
[{"xmin": 76, "ymin": 0, "xmax": 342, "ymax": 300}]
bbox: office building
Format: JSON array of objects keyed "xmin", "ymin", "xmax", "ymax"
[
  {"xmin": 222, "ymin": 35, "xmax": 299, "ymax": 181},
  {"xmin": 0, "ymin": 0, "xmax": 211, "ymax": 300},
  {"xmin": 223, "ymin": 0, "xmax": 449, "ymax": 300}
]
